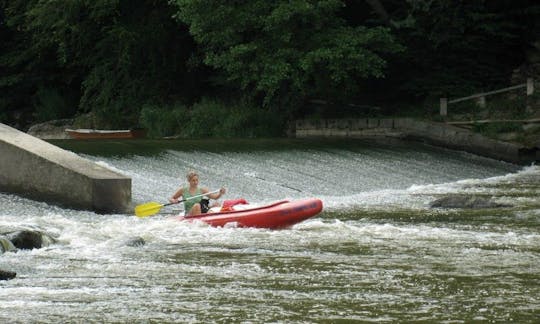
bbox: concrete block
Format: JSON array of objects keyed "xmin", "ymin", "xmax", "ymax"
[
  {"xmin": 295, "ymin": 120, "xmax": 306, "ymax": 130},
  {"xmin": 326, "ymin": 119, "xmax": 339, "ymax": 130},
  {"xmin": 367, "ymin": 119, "xmax": 379, "ymax": 128},
  {"xmin": 297, "ymin": 119, "xmax": 325, "ymax": 130},
  {"xmin": 394, "ymin": 118, "xmax": 428, "ymax": 132},
  {"xmin": 331, "ymin": 130, "xmax": 349, "ymax": 137},
  {"xmin": 0, "ymin": 123, "xmax": 131, "ymax": 213},
  {"xmin": 350, "ymin": 119, "xmax": 368, "ymax": 130},
  {"xmin": 336, "ymin": 119, "xmax": 351, "ymax": 130},
  {"xmin": 379, "ymin": 119, "xmax": 394, "ymax": 128},
  {"xmin": 296, "ymin": 119, "xmax": 313, "ymax": 130}
]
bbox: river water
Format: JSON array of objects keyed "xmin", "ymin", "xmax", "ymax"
[{"xmin": 1, "ymin": 139, "xmax": 539, "ymax": 322}]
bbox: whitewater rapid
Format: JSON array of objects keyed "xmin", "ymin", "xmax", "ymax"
[{"xmin": 1, "ymin": 141, "xmax": 538, "ymax": 322}]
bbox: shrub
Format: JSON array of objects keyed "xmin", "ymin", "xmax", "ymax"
[
  {"xmin": 139, "ymin": 103, "xmax": 189, "ymax": 138},
  {"xmin": 139, "ymin": 98, "xmax": 286, "ymax": 138},
  {"xmin": 183, "ymin": 98, "xmax": 285, "ymax": 138},
  {"xmin": 33, "ymin": 87, "xmax": 70, "ymax": 122},
  {"xmin": 183, "ymin": 98, "xmax": 228, "ymax": 138},
  {"xmin": 473, "ymin": 122, "xmax": 522, "ymax": 137}
]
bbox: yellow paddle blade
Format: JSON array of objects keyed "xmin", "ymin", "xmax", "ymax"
[{"xmin": 134, "ymin": 202, "xmax": 164, "ymax": 217}]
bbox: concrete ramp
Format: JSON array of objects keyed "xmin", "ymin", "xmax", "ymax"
[{"xmin": 0, "ymin": 123, "xmax": 131, "ymax": 213}]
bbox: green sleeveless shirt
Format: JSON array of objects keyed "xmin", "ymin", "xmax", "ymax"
[{"xmin": 183, "ymin": 187, "xmax": 202, "ymax": 213}]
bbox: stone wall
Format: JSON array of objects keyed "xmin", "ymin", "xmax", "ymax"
[{"xmin": 295, "ymin": 118, "xmax": 538, "ymax": 164}]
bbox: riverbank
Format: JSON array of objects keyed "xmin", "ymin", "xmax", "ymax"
[{"xmin": 24, "ymin": 116, "xmax": 540, "ymax": 165}]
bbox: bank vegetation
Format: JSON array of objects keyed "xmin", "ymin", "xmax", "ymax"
[{"xmin": 1, "ymin": 1, "xmax": 539, "ymax": 138}]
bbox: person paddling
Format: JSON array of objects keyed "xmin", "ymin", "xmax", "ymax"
[{"xmin": 169, "ymin": 171, "xmax": 226, "ymax": 216}]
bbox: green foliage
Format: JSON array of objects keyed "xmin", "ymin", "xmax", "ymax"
[
  {"xmin": 0, "ymin": 0, "xmax": 199, "ymax": 128},
  {"xmin": 473, "ymin": 122, "xmax": 522, "ymax": 137},
  {"xmin": 182, "ymin": 99, "xmax": 227, "ymax": 138},
  {"xmin": 32, "ymin": 87, "xmax": 70, "ymax": 122},
  {"xmin": 445, "ymin": 93, "xmax": 531, "ymax": 121},
  {"xmin": 485, "ymin": 96, "xmax": 529, "ymax": 119},
  {"xmin": 171, "ymin": 0, "xmax": 403, "ymax": 111},
  {"xmin": 1, "ymin": 0, "xmax": 538, "ymax": 136},
  {"xmin": 183, "ymin": 98, "xmax": 285, "ymax": 138},
  {"xmin": 72, "ymin": 113, "xmax": 96, "ymax": 129},
  {"xmin": 220, "ymin": 104, "xmax": 285, "ymax": 138},
  {"xmin": 139, "ymin": 103, "xmax": 189, "ymax": 138},
  {"xmin": 447, "ymin": 101, "xmax": 481, "ymax": 118},
  {"xmin": 389, "ymin": 0, "xmax": 540, "ymax": 100},
  {"xmin": 140, "ymin": 98, "xmax": 285, "ymax": 138}
]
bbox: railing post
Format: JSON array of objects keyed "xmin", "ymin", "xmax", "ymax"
[
  {"xmin": 476, "ymin": 96, "xmax": 486, "ymax": 108},
  {"xmin": 527, "ymin": 78, "xmax": 534, "ymax": 95},
  {"xmin": 526, "ymin": 78, "xmax": 534, "ymax": 113},
  {"xmin": 440, "ymin": 98, "xmax": 447, "ymax": 116}
]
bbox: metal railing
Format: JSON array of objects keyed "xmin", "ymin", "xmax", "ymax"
[{"xmin": 439, "ymin": 78, "xmax": 535, "ymax": 116}]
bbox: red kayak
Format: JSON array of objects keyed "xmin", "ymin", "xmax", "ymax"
[{"xmin": 175, "ymin": 198, "xmax": 323, "ymax": 229}]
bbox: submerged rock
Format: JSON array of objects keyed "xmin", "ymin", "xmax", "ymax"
[
  {"xmin": 429, "ymin": 195, "xmax": 512, "ymax": 209},
  {"xmin": 0, "ymin": 269, "xmax": 16, "ymax": 281},
  {"xmin": 123, "ymin": 236, "xmax": 146, "ymax": 247},
  {"xmin": 6, "ymin": 230, "xmax": 57, "ymax": 250}
]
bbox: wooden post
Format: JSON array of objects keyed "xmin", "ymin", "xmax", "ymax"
[
  {"xmin": 526, "ymin": 78, "xmax": 534, "ymax": 113},
  {"xmin": 476, "ymin": 96, "xmax": 486, "ymax": 108},
  {"xmin": 440, "ymin": 98, "xmax": 447, "ymax": 116},
  {"xmin": 527, "ymin": 78, "xmax": 534, "ymax": 95}
]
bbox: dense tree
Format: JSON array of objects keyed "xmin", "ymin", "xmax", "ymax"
[
  {"xmin": 389, "ymin": 0, "xmax": 540, "ymax": 100},
  {"xmin": 1, "ymin": 0, "xmax": 200, "ymax": 128},
  {"xmin": 0, "ymin": 0, "xmax": 538, "ymax": 131},
  {"xmin": 0, "ymin": 0, "xmax": 74, "ymax": 127},
  {"xmin": 338, "ymin": 0, "xmax": 540, "ymax": 108},
  {"xmin": 170, "ymin": 0, "xmax": 403, "ymax": 115}
]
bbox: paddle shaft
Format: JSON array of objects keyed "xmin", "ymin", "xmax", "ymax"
[
  {"xmin": 172, "ymin": 189, "xmax": 220, "ymax": 207},
  {"xmin": 135, "ymin": 189, "xmax": 221, "ymax": 217}
]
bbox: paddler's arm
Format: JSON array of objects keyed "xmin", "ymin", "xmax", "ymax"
[
  {"xmin": 169, "ymin": 188, "xmax": 184, "ymax": 203},
  {"xmin": 205, "ymin": 187, "xmax": 226, "ymax": 200}
]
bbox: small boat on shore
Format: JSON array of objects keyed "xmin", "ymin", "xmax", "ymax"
[
  {"xmin": 176, "ymin": 198, "xmax": 323, "ymax": 229},
  {"xmin": 65, "ymin": 128, "xmax": 146, "ymax": 139}
]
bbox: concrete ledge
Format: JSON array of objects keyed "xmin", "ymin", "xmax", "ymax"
[
  {"xmin": 296, "ymin": 118, "xmax": 538, "ymax": 164},
  {"xmin": 0, "ymin": 123, "xmax": 131, "ymax": 213},
  {"xmin": 396, "ymin": 119, "xmax": 531, "ymax": 164}
]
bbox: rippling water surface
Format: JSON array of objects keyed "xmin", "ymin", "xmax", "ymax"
[{"xmin": 1, "ymin": 139, "xmax": 539, "ymax": 322}]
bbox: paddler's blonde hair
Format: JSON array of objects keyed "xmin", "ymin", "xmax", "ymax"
[{"xmin": 186, "ymin": 170, "xmax": 198, "ymax": 181}]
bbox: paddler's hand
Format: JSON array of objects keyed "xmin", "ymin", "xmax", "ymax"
[
  {"xmin": 219, "ymin": 187, "xmax": 226, "ymax": 197},
  {"xmin": 169, "ymin": 197, "xmax": 179, "ymax": 204}
]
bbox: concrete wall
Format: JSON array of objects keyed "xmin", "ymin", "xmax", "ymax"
[
  {"xmin": 295, "ymin": 118, "xmax": 404, "ymax": 138},
  {"xmin": 295, "ymin": 118, "xmax": 538, "ymax": 165},
  {"xmin": 394, "ymin": 119, "xmax": 536, "ymax": 164},
  {"xmin": 0, "ymin": 123, "xmax": 131, "ymax": 213}
]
